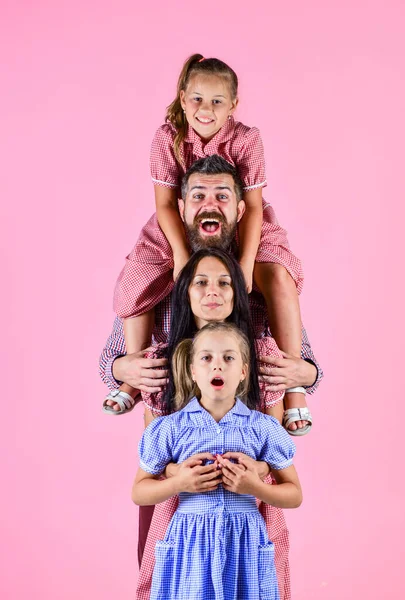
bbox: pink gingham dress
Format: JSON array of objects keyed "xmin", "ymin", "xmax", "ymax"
[{"xmin": 114, "ymin": 118, "xmax": 303, "ymax": 319}]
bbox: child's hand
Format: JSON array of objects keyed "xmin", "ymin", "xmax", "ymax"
[
  {"xmin": 217, "ymin": 454, "xmax": 261, "ymax": 495},
  {"xmin": 173, "ymin": 251, "xmax": 190, "ymax": 281},
  {"xmin": 222, "ymin": 452, "xmax": 270, "ymax": 480},
  {"xmin": 175, "ymin": 453, "xmax": 221, "ymax": 494},
  {"xmin": 239, "ymin": 259, "xmax": 254, "ymax": 293}
]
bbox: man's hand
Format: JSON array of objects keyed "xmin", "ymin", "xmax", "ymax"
[
  {"xmin": 174, "ymin": 453, "xmax": 222, "ymax": 494},
  {"xmin": 258, "ymin": 351, "xmax": 317, "ymax": 392},
  {"xmin": 112, "ymin": 348, "xmax": 169, "ymax": 393},
  {"xmin": 222, "ymin": 452, "xmax": 270, "ymax": 480},
  {"xmin": 217, "ymin": 454, "xmax": 261, "ymax": 496}
]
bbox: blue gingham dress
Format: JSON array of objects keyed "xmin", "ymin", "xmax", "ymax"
[{"xmin": 139, "ymin": 398, "xmax": 296, "ymax": 600}]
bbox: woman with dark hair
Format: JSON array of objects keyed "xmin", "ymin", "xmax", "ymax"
[
  {"xmin": 137, "ymin": 248, "xmax": 292, "ymax": 600},
  {"xmin": 161, "ymin": 247, "xmax": 261, "ymax": 415}
]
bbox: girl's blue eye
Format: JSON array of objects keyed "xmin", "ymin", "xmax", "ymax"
[
  {"xmin": 194, "ymin": 97, "xmax": 202, "ymax": 102},
  {"xmin": 213, "ymin": 99, "xmax": 221, "ymax": 105},
  {"xmin": 225, "ymin": 355, "xmax": 235, "ymax": 361}
]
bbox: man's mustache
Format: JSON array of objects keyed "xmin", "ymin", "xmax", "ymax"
[{"xmin": 194, "ymin": 211, "xmax": 226, "ymax": 225}]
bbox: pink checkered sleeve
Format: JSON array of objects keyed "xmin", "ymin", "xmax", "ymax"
[
  {"xmin": 255, "ymin": 337, "xmax": 285, "ymax": 408},
  {"xmin": 150, "ymin": 124, "xmax": 181, "ymax": 188},
  {"xmin": 98, "ymin": 316, "xmax": 126, "ymax": 390},
  {"xmin": 237, "ymin": 126, "xmax": 267, "ymax": 191}
]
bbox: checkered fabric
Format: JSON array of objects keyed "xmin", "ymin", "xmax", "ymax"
[
  {"xmin": 150, "ymin": 118, "xmax": 266, "ymax": 191},
  {"xmin": 98, "ymin": 299, "xmax": 323, "ymax": 395},
  {"xmin": 136, "ymin": 493, "xmax": 291, "ymax": 600},
  {"xmin": 138, "ymin": 399, "xmax": 295, "ymax": 600},
  {"xmin": 113, "ymin": 119, "xmax": 304, "ymax": 320}
]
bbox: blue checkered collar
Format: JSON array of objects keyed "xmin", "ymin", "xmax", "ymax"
[{"xmin": 183, "ymin": 396, "xmax": 251, "ymax": 421}]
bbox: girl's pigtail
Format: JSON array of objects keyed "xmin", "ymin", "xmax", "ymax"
[
  {"xmin": 166, "ymin": 53, "xmax": 204, "ymax": 166},
  {"xmin": 171, "ymin": 338, "xmax": 197, "ymax": 410}
]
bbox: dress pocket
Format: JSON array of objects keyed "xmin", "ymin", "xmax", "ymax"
[
  {"xmin": 258, "ymin": 542, "xmax": 280, "ymax": 600},
  {"xmin": 150, "ymin": 540, "xmax": 178, "ymax": 600}
]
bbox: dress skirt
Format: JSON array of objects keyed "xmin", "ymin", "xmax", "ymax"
[{"xmin": 150, "ymin": 494, "xmax": 279, "ymax": 600}]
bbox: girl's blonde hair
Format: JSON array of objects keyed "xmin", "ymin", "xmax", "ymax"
[
  {"xmin": 171, "ymin": 322, "xmax": 250, "ymax": 411},
  {"xmin": 166, "ymin": 54, "xmax": 239, "ymax": 166}
]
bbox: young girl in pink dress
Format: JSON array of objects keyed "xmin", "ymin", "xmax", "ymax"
[{"xmin": 104, "ymin": 53, "xmax": 311, "ymax": 435}]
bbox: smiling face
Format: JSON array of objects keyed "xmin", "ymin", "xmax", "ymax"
[
  {"xmin": 179, "ymin": 173, "xmax": 245, "ymax": 251},
  {"xmin": 191, "ymin": 330, "xmax": 247, "ymax": 404},
  {"xmin": 180, "ymin": 73, "xmax": 238, "ymax": 141},
  {"xmin": 188, "ymin": 256, "xmax": 234, "ymax": 328}
]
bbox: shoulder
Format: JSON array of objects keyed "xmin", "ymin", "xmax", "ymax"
[
  {"xmin": 233, "ymin": 120, "xmax": 262, "ymax": 144},
  {"xmin": 151, "ymin": 122, "xmax": 177, "ymax": 148},
  {"xmin": 247, "ymin": 409, "xmax": 280, "ymax": 428}
]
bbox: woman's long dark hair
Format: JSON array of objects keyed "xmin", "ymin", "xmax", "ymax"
[{"xmin": 162, "ymin": 248, "xmax": 261, "ymax": 414}]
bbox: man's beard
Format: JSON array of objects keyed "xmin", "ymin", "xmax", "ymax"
[{"xmin": 186, "ymin": 211, "xmax": 238, "ymax": 252}]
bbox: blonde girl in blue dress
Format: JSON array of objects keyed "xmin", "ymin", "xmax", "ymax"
[{"xmin": 132, "ymin": 322, "xmax": 302, "ymax": 600}]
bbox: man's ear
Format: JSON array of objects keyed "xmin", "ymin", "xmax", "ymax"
[
  {"xmin": 178, "ymin": 199, "xmax": 185, "ymax": 222},
  {"xmin": 236, "ymin": 200, "xmax": 246, "ymax": 223}
]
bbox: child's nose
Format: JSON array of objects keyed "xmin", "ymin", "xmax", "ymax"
[{"xmin": 200, "ymin": 99, "xmax": 212, "ymax": 112}]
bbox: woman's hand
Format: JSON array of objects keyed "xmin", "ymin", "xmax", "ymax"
[
  {"xmin": 113, "ymin": 348, "xmax": 169, "ymax": 393},
  {"xmin": 258, "ymin": 351, "xmax": 317, "ymax": 392},
  {"xmin": 174, "ymin": 453, "xmax": 222, "ymax": 494},
  {"xmin": 222, "ymin": 452, "xmax": 270, "ymax": 480},
  {"xmin": 217, "ymin": 454, "xmax": 261, "ymax": 496}
]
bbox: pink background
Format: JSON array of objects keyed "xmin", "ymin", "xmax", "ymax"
[{"xmin": 2, "ymin": 1, "xmax": 404, "ymax": 598}]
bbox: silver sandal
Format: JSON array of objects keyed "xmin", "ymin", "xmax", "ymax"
[
  {"xmin": 283, "ymin": 407, "xmax": 313, "ymax": 436},
  {"xmin": 102, "ymin": 389, "xmax": 140, "ymax": 415}
]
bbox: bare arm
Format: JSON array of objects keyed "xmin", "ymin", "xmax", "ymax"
[
  {"xmin": 132, "ymin": 468, "xmax": 179, "ymax": 506},
  {"xmin": 238, "ymin": 188, "xmax": 263, "ymax": 291},
  {"xmin": 155, "ymin": 186, "xmax": 190, "ymax": 278},
  {"xmin": 132, "ymin": 457, "xmax": 221, "ymax": 506}
]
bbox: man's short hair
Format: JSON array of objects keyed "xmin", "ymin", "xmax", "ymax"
[{"xmin": 181, "ymin": 155, "xmax": 244, "ymax": 201}]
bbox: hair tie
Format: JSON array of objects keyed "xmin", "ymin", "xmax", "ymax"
[{"xmin": 198, "ymin": 57, "xmax": 205, "ymax": 63}]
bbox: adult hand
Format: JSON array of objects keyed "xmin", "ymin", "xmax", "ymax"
[
  {"xmin": 258, "ymin": 351, "xmax": 317, "ymax": 392},
  {"xmin": 112, "ymin": 348, "xmax": 169, "ymax": 393},
  {"xmin": 175, "ymin": 453, "xmax": 221, "ymax": 494},
  {"xmin": 217, "ymin": 454, "xmax": 260, "ymax": 496},
  {"xmin": 222, "ymin": 452, "xmax": 270, "ymax": 480}
]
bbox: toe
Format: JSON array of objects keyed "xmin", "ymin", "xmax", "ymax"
[{"xmin": 288, "ymin": 422, "xmax": 297, "ymax": 431}]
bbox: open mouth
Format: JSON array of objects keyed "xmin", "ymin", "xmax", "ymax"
[
  {"xmin": 210, "ymin": 377, "xmax": 225, "ymax": 389},
  {"xmin": 199, "ymin": 218, "xmax": 221, "ymax": 235}
]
